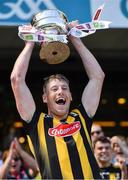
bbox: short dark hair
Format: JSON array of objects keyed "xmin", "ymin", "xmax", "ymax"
[
  {"xmin": 43, "ymin": 74, "xmax": 69, "ymax": 93},
  {"xmin": 93, "ymin": 136, "xmax": 111, "ymax": 149}
]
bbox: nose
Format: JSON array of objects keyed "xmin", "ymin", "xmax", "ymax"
[
  {"xmin": 58, "ymin": 87, "xmax": 63, "ymax": 95},
  {"xmin": 11, "ymin": 159, "xmax": 15, "ymax": 164},
  {"xmin": 102, "ymin": 148, "xmax": 107, "ymax": 152}
]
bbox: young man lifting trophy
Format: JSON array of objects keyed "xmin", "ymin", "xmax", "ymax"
[{"xmin": 11, "ymin": 4, "xmax": 111, "ymax": 179}]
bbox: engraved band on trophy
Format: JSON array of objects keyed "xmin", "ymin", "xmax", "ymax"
[{"xmin": 18, "ymin": 4, "xmax": 111, "ymax": 64}]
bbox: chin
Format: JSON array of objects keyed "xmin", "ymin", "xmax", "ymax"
[
  {"xmin": 56, "ymin": 109, "xmax": 68, "ymax": 116},
  {"xmin": 57, "ymin": 111, "xmax": 67, "ymax": 116}
]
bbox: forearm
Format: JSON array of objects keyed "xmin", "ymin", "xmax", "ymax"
[
  {"xmin": 11, "ymin": 42, "xmax": 34, "ymax": 81},
  {"xmin": 0, "ymin": 158, "xmax": 11, "ymax": 179},
  {"xmin": 121, "ymin": 165, "xmax": 128, "ymax": 180},
  {"xmin": 20, "ymin": 150, "xmax": 38, "ymax": 172},
  {"xmin": 121, "ymin": 171, "xmax": 128, "ymax": 180},
  {"xmin": 70, "ymin": 36, "xmax": 105, "ymax": 80}
]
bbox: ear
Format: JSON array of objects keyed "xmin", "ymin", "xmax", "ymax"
[
  {"xmin": 42, "ymin": 93, "xmax": 47, "ymax": 103},
  {"xmin": 70, "ymin": 92, "xmax": 73, "ymax": 101}
]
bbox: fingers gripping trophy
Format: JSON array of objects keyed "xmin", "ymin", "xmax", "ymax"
[{"xmin": 18, "ymin": 4, "xmax": 111, "ymax": 64}]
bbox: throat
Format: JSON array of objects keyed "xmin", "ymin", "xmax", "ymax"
[{"xmin": 48, "ymin": 111, "xmax": 68, "ymax": 121}]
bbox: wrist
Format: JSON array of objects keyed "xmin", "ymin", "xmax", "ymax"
[{"xmin": 25, "ymin": 41, "xmax": 35, "ymax": 49}]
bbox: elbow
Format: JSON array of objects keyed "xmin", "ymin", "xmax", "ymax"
[
  {"xmin": 10, "ymin": 72, "xmax": 24, "ymax": 86},
  {"xmin": 95, "ymin": 71, "xmax": 105, "ymax": 85},
  {"xmin": 93, "ymin": 70, "xmax": 105, "ymax": 83},
  {"xmin": 10, "ymin": 73, "xmax": 18, "ymax": 86},
  {"xmin": 101, "ymin": 71, "xmax": 105, "ymax": 81},
  {"xmin": 98, "ymin": 69, "xmax": 105, "ymax": 82}
]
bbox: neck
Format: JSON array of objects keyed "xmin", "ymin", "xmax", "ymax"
[
  {"xmin": 48, "ymin": 111, "xmax": 68, "ymax": 121},
  {"xmin": 10, "ymin": 171, "xmax": 19, "ymax": 177},
  {"xmin": 98, "ymin": 161, "xmax": 111, "ymax": 168}
]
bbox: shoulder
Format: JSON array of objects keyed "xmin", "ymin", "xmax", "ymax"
[
  {"xmin": 109, "ymin": 164, "xmax": 121, "ymax": 173},
  {"xmin": 71, "ymin": 104, "xmax": 93, "ymax": 131},
  {"xmin": 23, "ymin": 110, "xmax": 45, "ymax": 131},
  {"xmin": 72, "ymin": 104, "xmax": 93, "ymax": 122}
]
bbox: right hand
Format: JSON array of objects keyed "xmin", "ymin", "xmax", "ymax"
[{"xmin": 68, "ymin": 20, "xmax": 79, "ymax": 30}]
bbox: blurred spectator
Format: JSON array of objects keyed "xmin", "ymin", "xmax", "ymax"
[
  {"xmin": 111, "ymin": 135, "xmax": 128, "ymax": 173},
  {"xmin": 0, "ymin": 137, "xmax": 38, "ymax": 179},
  {"xmin": 111, "ymin": 135, "xmax": 128, "ymax": 158},
  {"xmin": 91, "ymin": 123, "xmax": 104, "ymax": 146},
  {"xmin": 93, "ymin": 136, "xmax": 128, "ymax": 180}
]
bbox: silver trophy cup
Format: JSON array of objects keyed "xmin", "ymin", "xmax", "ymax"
[{"xmin": 31, "ymin": 9, "xmax": 70, "ymax": 64}]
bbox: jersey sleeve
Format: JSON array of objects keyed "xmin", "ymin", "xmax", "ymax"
[
  {"xmin": 22, "ymin": 110, "xmax": 40, "ymax": 135},
  {"xmin": 73, "ymin": 103, "xmax": 93, "ymax": 133}
]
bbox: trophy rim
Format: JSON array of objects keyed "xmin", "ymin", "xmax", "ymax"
[
  {"xmin": 31, "ymin": 9, "xmax": 68, "ymax": 34},
  {"xmin": 31, "ymin": 9, "xmax": 68, "ymax": 25}
]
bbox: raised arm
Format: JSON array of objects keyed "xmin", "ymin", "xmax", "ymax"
[
  {"xmin": 0, "ymin": 141, "xmax": 14, "ymax": 179},
  {"xmin": 10, "ymin": 42, "xmax": 36, "ymax": 122},
  {"xmin": 13, "ymin": 138, "xmax": 39, "ymax": 176},
  {"xmin": 70, "ymin": 34, "xmax": 105, "ymax": 117}
]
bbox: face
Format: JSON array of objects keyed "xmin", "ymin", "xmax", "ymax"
[
  {"xmin": 43, "ymin": 79, "xmax": 72, "ymax": 119},
  {"xmin": 94, "ymin": 141, "xmax": 112, "ymax": 164},
  {"xmin": 9, "ymin": 156, "xmax": 22, "ymax": 175},
  {"xmin": 112, "ymin": 143, "xmax": 122, "ymax": 154},
  {"xmin": 111, "ymin": 137, "xmax": 123, "ymax": 155},
  {"xmin": 91, "ymin": 124, "xmax": 104, "ymax": 142}
]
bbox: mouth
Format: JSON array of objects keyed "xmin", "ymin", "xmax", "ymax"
[
  {"xmin": 55, "ymin": 98, "xmax": 66, "ymax": 105},
  {"xmin": 101, "ymin": 154, "xmax": 108, "ymax": 159},
  {"xmin": 11, "ymin": 164, "xmax": 16, "ymax": 168}
]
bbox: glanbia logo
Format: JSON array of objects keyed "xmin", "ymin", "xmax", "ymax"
[{"xmin": 48, "ymin": 121, "xmax": 81, "ymax": 137}]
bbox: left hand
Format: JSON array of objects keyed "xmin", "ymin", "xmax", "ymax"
[{"xmin": 13, "ymin": 137, "xmax": 22, "ymax": 155}]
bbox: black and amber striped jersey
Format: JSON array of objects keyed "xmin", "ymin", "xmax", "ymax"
[
  {"xmin": 24, "ymin": 104, "xmax": 101, "ymax": 179},
  {"xmin": 100, "ymin": 164, "xmax": 121, "ymax": 180}
]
